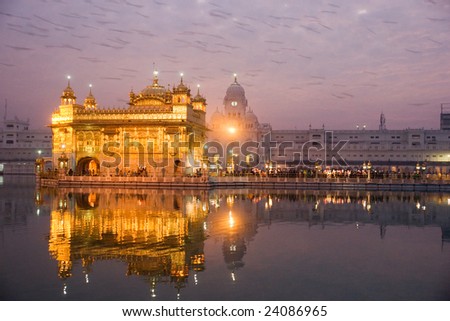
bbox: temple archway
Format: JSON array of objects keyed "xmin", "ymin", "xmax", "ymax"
[{"xmin": 77, "ymin": 157, "xmax": 100, "ymax": 175}]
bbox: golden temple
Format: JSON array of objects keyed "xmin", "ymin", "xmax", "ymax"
[{"xmin": 50, "ymin": 70, "xmax": 207, "ymax": 177}]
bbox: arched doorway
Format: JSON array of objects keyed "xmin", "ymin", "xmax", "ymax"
[{"xmin": 77, "ymin": 157, "xmax": 100, "ymax": 176}]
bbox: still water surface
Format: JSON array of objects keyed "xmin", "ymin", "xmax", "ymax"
[{"xmin": 1, "ymin": 175, "xmax": 450, "ymax": 300}]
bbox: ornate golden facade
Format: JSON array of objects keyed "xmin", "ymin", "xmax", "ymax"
[{"xmin": 51, "ymin": 71, "xmax": 207, "ymax": 177}]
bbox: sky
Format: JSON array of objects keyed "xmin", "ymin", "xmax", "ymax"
[{"xmin": 0, "ymin": 0, "xmax": 450, "ymax": 130}]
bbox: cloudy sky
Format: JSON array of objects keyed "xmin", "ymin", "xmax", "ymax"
[{"xmin": 1, "ymin": 0, "xmax": 449, "ymax": 130}]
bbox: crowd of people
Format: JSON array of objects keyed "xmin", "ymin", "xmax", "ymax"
[
  {"xmin": 42, "ymin": 165, "xmax": 449, "ymax": 181},
  {"xmin": 217, "ymin": 166, "xmax": 448, "ymax": 180}
]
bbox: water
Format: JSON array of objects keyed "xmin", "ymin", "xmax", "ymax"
[{"xmin": 1, "ymin": 175, "xmax": 449, "ymax": 301}]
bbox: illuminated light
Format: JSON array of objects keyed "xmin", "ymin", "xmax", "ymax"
[
  {"xmin": 203, "ymin": 222, "xmax": 207, "ymax": 230},
  {"xmin": 422, "ymin": 206, "xmax": 426, "ymax": 211},
  {"xmin": 228, "ymin": 127, "xmax": 236, "ymax": 134},
  {"xmin": 314, "ymin": 201, "xmax": 319, "ymax": 211},
  {"xmin": 85, "ymin": 274, "xmax": 89, "ymax": 284},
  {"xmin": 356, "ymin": 222, "xmax": 359, "ymax": 229},
  {"xmin": 36, "ymin": 209, "xmax": 40, "ymax": 216},
  {"xmin": 194, "ymin": 273, "xmax": 198, "ymax": 285},
  {"xmin": 231, "ymin": 272, "xmax": 236, "ymax": 282},
  {"xmin": 416, "ymin": 202, "xmax": 421, "ymax": 210},
  {"xmin": 448, "ymin": 198, "xmax": 450, "ymax": 206},
  {"xmin": 229, "ymin": 210, "xmax": 235, "ymax": 228},
  {"xmin": 63, "ymin": 284, "xmax": 68, "ymax": 295},
  {"xmin": 67, "ymin": 75, "xmax": 71, "ymax": 80},
  {"xmin": 268, "ymin": 197, "xmax": 273, "ymax": 208},
  {"xmin": 366, "ymin": 204, "xmax": 372, "ymax": 212}
]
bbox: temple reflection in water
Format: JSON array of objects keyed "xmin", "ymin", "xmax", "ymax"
[
  {"xmin": 40, "ymin": 187, "xmax": 450, "ymax": 299},
  {"xmin": 47, "ymin": 189, "xmax": 209, "ymax": 296}
]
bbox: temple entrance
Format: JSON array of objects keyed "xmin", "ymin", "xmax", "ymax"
[{"xmin": 76, "ymin": 157, "xmax": 100, "ymax": 176}]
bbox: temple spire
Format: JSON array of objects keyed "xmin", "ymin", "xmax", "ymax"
[
  {"xmin": 152, "ymin": 70, "xmax": 159, "ymax": 86},
  {"xmin": 61, "ymin": 75, "xmax": 76, "ymax": 105},
  {"xmin": 152, "ymin": 63, "xmax": 159, "ymax": 86},
  {"xmin": 84, "ymin": 84, "xmax": 97, "ymax": 109}
]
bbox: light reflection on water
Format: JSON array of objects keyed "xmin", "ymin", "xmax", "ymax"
[{"xmin": 1, "ymin": 176, "xmax": 450, "ymax": 300}]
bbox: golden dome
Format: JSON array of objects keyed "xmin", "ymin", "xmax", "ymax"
[{"xmin": 140, "ymin": 70, "xmax": 166, "ymax": 97}]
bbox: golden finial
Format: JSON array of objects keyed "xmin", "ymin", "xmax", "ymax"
[{"xmin": 152, "ymin": 64, "xmax": 159, "ymax": 86}]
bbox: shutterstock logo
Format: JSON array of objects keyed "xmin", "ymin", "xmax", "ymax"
[
  {"xmin": 203, "ymin": 132, "xmax": 349, "ymax": 168},
  {"xmin": 100, "ymin": 131, "xmax": 348, "ymax": 169}
]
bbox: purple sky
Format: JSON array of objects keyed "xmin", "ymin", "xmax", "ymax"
[{"xmin": 1, "ymin": 0, "xmax": 450, "ymax": 130}]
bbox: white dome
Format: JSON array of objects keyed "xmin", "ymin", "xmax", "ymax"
[
  {"xmin": 225, "ymin": 82, "xmax": 245, "ymax": 99},
  {"xmin": 245, "ymin": 110, "xmax": 258, "ymax": 122},
  {"xmin": 223, "ymin": 77, "xmax": 248, "ymax": 108}
]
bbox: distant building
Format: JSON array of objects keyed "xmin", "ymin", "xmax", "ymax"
[
  {"xmin": 441, "ymin": 103, "xmax": 450, "ymax": 130},
  {"xmin": 50, "ymin": 71, "xmax": 207, "ymax": 177},
  {"xmin": 0, "ymin": 111, "xmax": 52, "ymax": 174},
  {"xmin": 208, "ymin": 74, "xmax": 267, "ymax": 142},
  {"xmin": 208, "ymin": 77, "xmax": 450, "ymax": 174},
  {"xmin": 269, "ymin": 126, "xmax": 450, "ymax": 171},
  {"xmin": 207, "ymin": 75, "xmax": 271, "ymax": 171}
]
